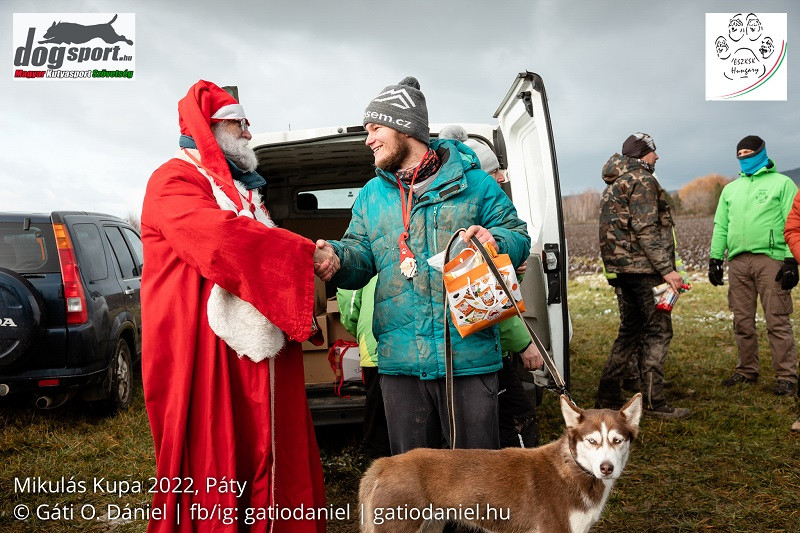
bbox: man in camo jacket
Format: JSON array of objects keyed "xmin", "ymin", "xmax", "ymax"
[{"xmin": 597, "ymin": 132, "xmax": 690, "ymax": 420}]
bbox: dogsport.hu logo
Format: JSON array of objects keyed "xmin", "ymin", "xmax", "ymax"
[{"xmin": 12, "ymin": 13, "xmax": 135, "ymax": 80}]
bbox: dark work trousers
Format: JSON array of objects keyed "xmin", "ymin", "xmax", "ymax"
[
  {"xmin": 600, "ymin": 273, "xmax": 673, "ymax": 408},
  {"xmin": 380, "ymin": 373, "xmax": 500, "ymax": 455},
  {"xmin": 361, "ymin": 366, "xmax": 390, "ymax": 459},
  {"xmin": 497, "ymin": 356, "xmax": 538, "ymax": 447},
  {"xmin": 616, "ymin": 286, "xmax": 644, "ymax": 383}
]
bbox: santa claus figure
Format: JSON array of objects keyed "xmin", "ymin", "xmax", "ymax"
[{"xmin": 140, "ymin": 80, "xmax": 332, "ymax": 532}]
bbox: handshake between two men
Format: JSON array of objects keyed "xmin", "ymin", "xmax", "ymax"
[
  {"xmin": 311, "ymin": 226, "xmax": 497, "ymax": 283},
  {"xmin": 314, "ymin": 240, "xmax": 339, "ymax": 282}
]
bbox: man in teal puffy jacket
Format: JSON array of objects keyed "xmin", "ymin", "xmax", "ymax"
[
  {"xmin": 322, "ymin": 76, "xmax": 530, "ymax": 454},
  {"xmin": 709, "ymin": 135, "xmax": 798, "ymax": 396}
]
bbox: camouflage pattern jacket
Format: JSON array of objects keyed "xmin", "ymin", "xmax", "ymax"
[{"xmin": 599, "ymin": 154, "xmax": 675, "ymax": 276}]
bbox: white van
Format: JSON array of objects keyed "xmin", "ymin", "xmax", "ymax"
[{"xmin": 249, "ymin": 72, "xmax": 570, "ymax": 425}]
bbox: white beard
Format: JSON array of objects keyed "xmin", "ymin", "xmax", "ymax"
[{"xmin": 212, "ymin": 123, "xmax": 258, "ymax": 172}]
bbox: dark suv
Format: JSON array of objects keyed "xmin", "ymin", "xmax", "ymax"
[{"xmin": 0, "ymin": 212, "xmax": 142, "ymax": 414}]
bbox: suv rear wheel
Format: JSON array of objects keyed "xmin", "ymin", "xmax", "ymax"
[{"xmin": 93, "ymin": 338, "xmax": 133, "ymax": 414}]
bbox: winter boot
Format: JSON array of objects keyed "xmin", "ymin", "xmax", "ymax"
[
  {"xmin": 595, "ymin": 378, "xmax": 627, "ymax": 409},
  {"xmin": 643, "ymin": 371, "xmax": 690, "ymax": 420}
]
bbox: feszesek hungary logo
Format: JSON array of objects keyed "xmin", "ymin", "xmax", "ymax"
[
  {"xmin": 705, "ymin": 13, "xmax": 787, "ymax": 101},
  {"xmin": 12, "ymin": 13, "xmax": 135, "ymax": 81}
]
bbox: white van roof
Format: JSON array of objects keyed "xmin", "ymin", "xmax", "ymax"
[{"xmin": 250, "ymin": 123, "xmax": 496, "ymax": 147}]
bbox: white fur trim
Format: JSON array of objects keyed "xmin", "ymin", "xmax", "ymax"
[
  {"xmin": 211, "ymin": 103, "xmax": 246, "ymax": 120},
  {"xmin": 207, "ymin": 285, "xmax": 285, "ymax": 362},
  {"xmin": 176, "ymin": 148, "xmax": 284, "ymax": 361}
]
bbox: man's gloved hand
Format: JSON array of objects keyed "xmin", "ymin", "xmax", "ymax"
[
  {"xmin": 775, "ymin": 258, "xmax": 799, "ymax": 290},
  {"xmin": 708, "ymin": 258, "xmax": 724, "ymax": 286}
]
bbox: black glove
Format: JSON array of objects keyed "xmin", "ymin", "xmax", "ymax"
[
  {"xmin": 775, "ymin": 258, "xmax": 799, "ymax": 290},
  {"xmin": 709, "ymin": 258, "xmax": 724, "ymax": 286}
]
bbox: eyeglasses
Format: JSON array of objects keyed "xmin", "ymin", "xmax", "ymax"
[{"xmin": 227, "ymin": 118, "xmax": 248, "ymax": 132}]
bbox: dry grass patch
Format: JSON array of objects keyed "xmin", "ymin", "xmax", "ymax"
[{"xmin": 1, "ymin": 276, "xmax": 799, "ymax": 532}]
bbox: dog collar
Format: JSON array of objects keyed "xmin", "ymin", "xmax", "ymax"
[{"xmin": 570, "ymin": 446, "xmax": 598, "ymax": 479}]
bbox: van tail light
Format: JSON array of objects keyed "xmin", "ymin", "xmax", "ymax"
[{"xmin": 52, "ymin": 223, "xmax": 88, "ymax": 325}]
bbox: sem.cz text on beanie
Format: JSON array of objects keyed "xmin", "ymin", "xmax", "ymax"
[{"xmin": 363, "ymin": 76, "xmax": 429, "ymax": 145}]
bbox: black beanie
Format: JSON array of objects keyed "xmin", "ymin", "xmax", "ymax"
[
  {"xmin": 363, "ymin": 76, "xmax": 430, "ymax": 144},
  {"xmin": 622, "ymin": 132, "xmax": 657, "ymax": 159},
  {"xmin": 736, "ymin": 135, "xmax": 765, "ymax": 156}
]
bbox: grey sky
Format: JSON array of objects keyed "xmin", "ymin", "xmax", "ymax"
[{"xmin": 3, "ymin": 0, "xmax": 798, "ymax": 218}]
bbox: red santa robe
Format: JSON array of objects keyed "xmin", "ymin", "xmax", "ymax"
[{"xmin": 140, "ymin": 81, "xmax": 326, "ymax": 532}]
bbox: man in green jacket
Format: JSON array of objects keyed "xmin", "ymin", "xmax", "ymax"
[
  {"xmin": 709, "ymin": 135, "xmax": 798, "ymax": 396},
  {"xmin": 322, "ymin": 76, "xmax": 530, "ymax": 453},
  {"xmin": 337, "ymin": 277, "xmax": 391, "ymax": 459}
]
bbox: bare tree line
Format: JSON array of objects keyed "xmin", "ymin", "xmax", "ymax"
[
  {"xmin": 125, "ymin": 212, "xmax": 141, "ymax": 231},
  {"xmin": 562, "ymin": 189, "xmax": 601, "ymax": 224},
  {"xmin": 562, "ymin": 174, "xmax": 735, "ymax": 223}
]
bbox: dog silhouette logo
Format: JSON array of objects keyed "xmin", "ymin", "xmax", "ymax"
[{"xmin": 38, "ymin": 14, "xmax": 133, "ymax": 46}]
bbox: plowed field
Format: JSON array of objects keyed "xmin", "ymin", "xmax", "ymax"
[{"xmin": 566, "ymin": 216, "xmax": 715, "ymax": 274}]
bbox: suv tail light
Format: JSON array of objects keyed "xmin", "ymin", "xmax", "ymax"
[{"xmin": 52, "ymin": 223, "xmax": 88, "ymax": 325}]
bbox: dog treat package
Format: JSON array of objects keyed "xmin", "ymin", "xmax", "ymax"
[{"xmin": 443, "ymin": 242, "xmax": 525, "ymax": 337}]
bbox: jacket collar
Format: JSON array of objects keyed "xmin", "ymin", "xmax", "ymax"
[
  {"xmin": 739, "ymin": 159, "xmax": 776, "ymax": 179},
  {"xmin": 374, "ymin": 139, "xmax": 479, "ymax": 203}
]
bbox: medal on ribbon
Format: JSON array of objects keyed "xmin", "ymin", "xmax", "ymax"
[{"xmin": 394, "ymin": 149, "xmax": 438, "ymax": 280}]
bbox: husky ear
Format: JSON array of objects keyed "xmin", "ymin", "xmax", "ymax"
[
  {"xmin": 560, "ymin": 395, "xmax": 582, "ymax": 429},
  {"xmin": 621, "ymin": 393, "xmax": 643, "ymax": 433}
]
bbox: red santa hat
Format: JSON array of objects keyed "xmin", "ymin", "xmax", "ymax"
[{"xmin": 177, "ymin": 80, "xmax": 248, "ymax": 210}]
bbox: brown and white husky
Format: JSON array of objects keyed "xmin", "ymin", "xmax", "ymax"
[{"xmin": 359, "ymin": 393, "xmax": 642, "ymax": 533}]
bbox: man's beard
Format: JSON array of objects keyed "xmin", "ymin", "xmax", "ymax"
[
  {"xmin": 376, "ymin": 138, "xmax": 411, "ymax": 173},
  {"xmin": 212, "ymin": 123, "xmax": 258, "ymax": 172}
]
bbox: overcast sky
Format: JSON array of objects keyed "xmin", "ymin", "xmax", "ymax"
[{"xmin": 3, "ymin": 0, "xmax": 798, "ymax": 218}]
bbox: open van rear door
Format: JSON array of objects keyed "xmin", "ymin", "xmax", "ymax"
[{"xmin": 494, "ymin": 71, "xmax": 571, "ymax": 389}]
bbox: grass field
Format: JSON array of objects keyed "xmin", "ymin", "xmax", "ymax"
[{"xmin": 2, "ymin": 273, "xmax": 799, "ymax": 532}]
